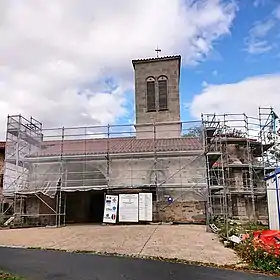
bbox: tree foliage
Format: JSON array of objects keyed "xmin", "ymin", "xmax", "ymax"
[{"xmin": 183, "ymin": 126, "xmax": 202, "ymax": 138}]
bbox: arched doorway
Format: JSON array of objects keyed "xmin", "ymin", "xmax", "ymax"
[{"xmin": 65, "ymin": 161, "xmax": 107, "ymax": 224}]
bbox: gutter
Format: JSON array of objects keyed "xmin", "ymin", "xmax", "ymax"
[{"xmin": 24, "ymin": 149, "xmax": 205, "ymax": 163}]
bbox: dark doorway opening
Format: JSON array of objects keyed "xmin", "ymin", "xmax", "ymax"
[
  {"xmin": 65, "ymin": 190, "xmax": 105, "ymax": 224},
  {"xmin": 89, "ymin": 191, "xmax": 105, "ymax": 223}
]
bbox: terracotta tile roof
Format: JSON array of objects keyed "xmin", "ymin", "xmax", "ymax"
[
  {"xmin": 30, "ymin": 137, "xmax": 202, "ymax": 157},
  {"xmin": 132, "ymin": 55, "xmax": 181, "ymax": 67}
]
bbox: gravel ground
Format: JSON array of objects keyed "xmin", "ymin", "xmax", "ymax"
[{"xmin": 0, "ymin": 224, "xmax": 239, "ymax": 266}]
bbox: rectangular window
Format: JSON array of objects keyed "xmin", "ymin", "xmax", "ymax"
[
  {"xmin": 147, "ymin": 81, "xmax": 156, "ymax": 112},
  {"xmin": 242, "ymin": 170, "xmax": 250, "ymax": 190},
  {"xmin": 158, "ymin": 80, "xmax": 168, "ymax": 110}
]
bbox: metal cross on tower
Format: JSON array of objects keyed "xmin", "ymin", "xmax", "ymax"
[{"xmin": 155, "ymin": 47, "xmax": 162, "ymax": 58}]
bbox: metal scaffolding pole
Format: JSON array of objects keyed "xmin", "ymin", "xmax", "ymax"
[{"xmin": 244, "ymin": 113, "xmax": 256, "ymax": 221}]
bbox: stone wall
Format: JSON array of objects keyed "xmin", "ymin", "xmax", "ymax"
[
  {"xmin": 19, "ymin": 195, "xmax": 57, "ymax": 226},
  {"xmin": 108, "ymin": 154, "xmax": 206, "ymax": 190},
  {"xmin": 156, "ymin": 201, "xmax": 206, "ymax": 224},
  {"xmin": 231, "ymin": 196, "xmax": 268, "ymax": 223},
  {"xmin": 134, "ymin": 122, "xmax": 181, "ymax": 139},
  {"xmin": 109, "ymin": 153, "xmax": 206, "ymax": 223}
]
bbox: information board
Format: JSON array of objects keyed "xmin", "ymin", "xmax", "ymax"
[
  {"xmin": 103, "ymin": 195, "xmax": 118, "ymax": 224},
  {"xmin": 119, "ymin": 194, "xmax": 139, "ymax": 222},
  {"xmin": 139, "ymin": 193, "xmax": 153, "ymax": 222}
]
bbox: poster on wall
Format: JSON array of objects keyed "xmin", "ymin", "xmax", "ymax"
[
  {"xmin": 119, "ymin": 194, "xmax": 139, "ymax": 222},
  {"xmin": 139, "ymin": 193, "xmax": 153, "ymax": 222},
  {"xmin": 103, "ymin": 195, "xmax": 118, "ymax": 224}
]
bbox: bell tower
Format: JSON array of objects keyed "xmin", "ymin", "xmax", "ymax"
[{"xmin": 132, "ymin": 55, "xmax": 181, "ymax": 139}]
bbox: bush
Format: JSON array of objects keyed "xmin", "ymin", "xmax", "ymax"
[
  {"xmin": 236, "ymin": 235, "xmax": 280, "ymax": 273},
  {"xmin": 211, "ymin": 217, "xmax": 280, "ymax": 273},
  {"xmin": 0, "ymin": 271, "xmax": 23, "ymax": 280}
]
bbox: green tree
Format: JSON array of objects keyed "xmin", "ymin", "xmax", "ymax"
[{"xmin": 183, "ymin": 126, "xmax": 203, "ymax": 138}]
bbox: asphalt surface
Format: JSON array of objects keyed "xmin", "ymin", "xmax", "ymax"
[{"xmin": 0, "ymin": 247, "xmax": 278, "ymax": 280}]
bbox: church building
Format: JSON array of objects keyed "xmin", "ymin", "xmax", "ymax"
[{"xmin": 2, "ymin": 55, "xmax": 207, "ymax": 226}]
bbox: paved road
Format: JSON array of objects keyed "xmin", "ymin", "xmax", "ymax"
[{"xmin": 0, "ymin": 247, "xmax": 278, "ymax": 280}]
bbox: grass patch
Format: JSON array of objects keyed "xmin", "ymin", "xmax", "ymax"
[
  {"xmin": 0, "ymin": 271, "xmax": 23, "ymax": 280},
  {"xmin": 213, "ymin": 217, "xmax": 268, "ymax": 240}
]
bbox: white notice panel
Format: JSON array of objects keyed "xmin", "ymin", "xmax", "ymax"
[
  {"xmin": 139, "ymin": 193, "xmax": 153, "ymax": 222},
  {"xmin": 266, "ymin": 175, "xmax": 280, "ymax": 230},
  {"xmin": 119, "ymin": 194, "xmax": 139, "ymax": 222},
  {"xmin": 103, "ymin": 195, "xmax": 118, "ymax": 224}
]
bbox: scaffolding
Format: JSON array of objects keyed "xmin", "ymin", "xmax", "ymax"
[
  {"xmin": 202, "ymin": 107, "xmax": 279, "ymax": 229},
  {"xmin": 3, "ymin": 107, "xmax": 277, "ymax": 228},
  {"xmin": 1, "ymin": 115, "xmax": 206, "ymax": 227},
  {"xmin": 1, "ymin": 115, "xmax": 47, "ymax": 225}
]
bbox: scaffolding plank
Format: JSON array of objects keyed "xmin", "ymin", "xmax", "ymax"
[
  {"xmin": 206, "ymin": 152, "xmax": 222, "ymax": 155},
  {"xmin": 209, "ymin": 185, "xmax": 224, "ymax": 193},
  {"xmin": 230, "ymin": 190, "xmax": 266, "ymax": 195},
  {"xmin": 7, "ymin": 128, "xmax": 42, "ymax": 147},
  {"xmin": 5, "ymin": 158, "xmax": 27, "ymax": 168}
]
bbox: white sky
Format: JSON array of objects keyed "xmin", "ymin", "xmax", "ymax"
[
  {"xmin": 0, "ymin": 0, "xmax": 238, "ymax": 139},
  {"xmin": 190, "ymin": 74, "xmax": 280, "ymax": 119}
]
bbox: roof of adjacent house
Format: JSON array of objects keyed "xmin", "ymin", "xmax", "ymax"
[
  {"xmin": 30, "ymin": 136, "xmax": 203, "ymax": 157},
  {"xmin": 0, "ymin": 141, "xmax": 5, "ymax": 150}
]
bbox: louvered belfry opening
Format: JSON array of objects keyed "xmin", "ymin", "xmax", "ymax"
[
  {"xmin": 146, "ymin": 77, "xmax": 156, "ymax": 112},
  {"xmin": 158, "ymin": 76, "xmax": 168, "ymax": 110},
  {"xmin": 146, "ymin": 75, "xmax": 168, "ymax": 112}
]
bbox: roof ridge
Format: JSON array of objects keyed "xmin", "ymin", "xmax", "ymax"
[{"xmin": 132, "ymin": 55, "xmax": 181, "ymax": 65}]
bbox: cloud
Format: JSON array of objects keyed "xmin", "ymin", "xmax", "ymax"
[
  {"xmin": 250, "ymin": 19, "xmax": 275, "ymax": 38},
  {"xmin": 253, "ymin": 0, "xmax": 266, "ymax": 8},
  {"xmin": 245, "ymin": 40, "xmax": 273, "ymax": 54},
  {"xmin": 245, "ymin": 19, "xmax": 275, "ymax": 54},
  {"xmin": 245, "ymin": 4, "xmax": 280, "ymax": 54},
  {"xmin": 190, "ymin": 74, "xmax": 280, "ymax": 119},
  {"xmin": 0, "ymin": 0, "xmax": 237, "ymax": 140},
  {"xmin": 274, "ymin": 4, "xmax": 280, "ymax": 19}
]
